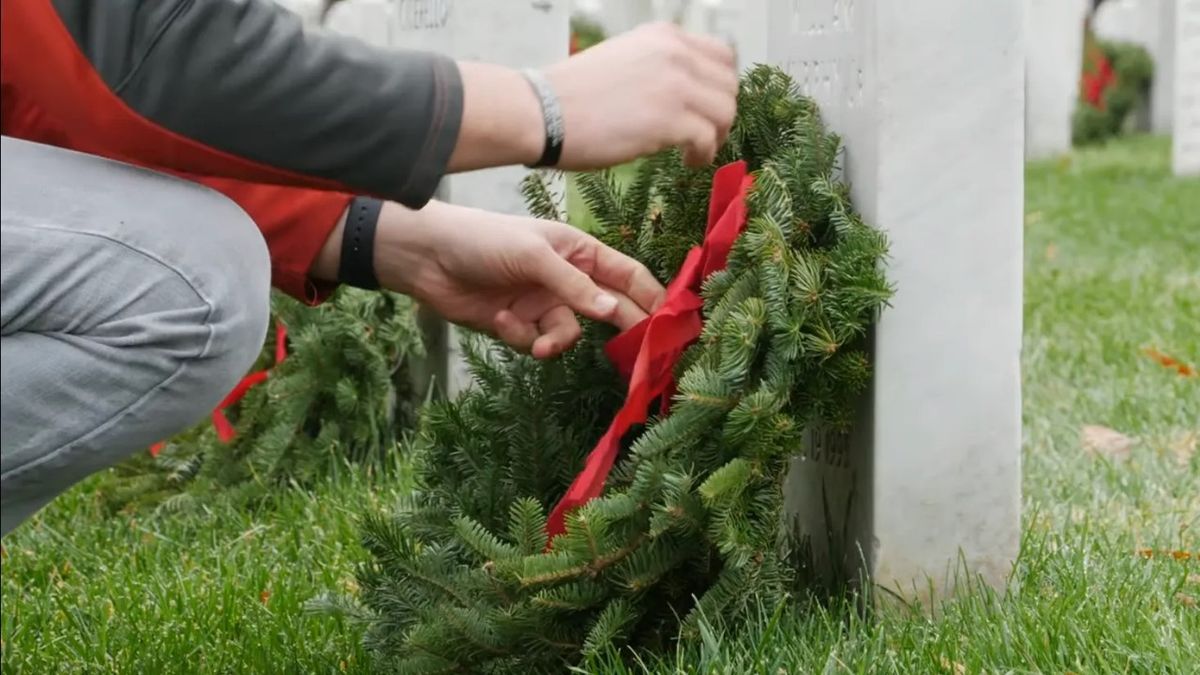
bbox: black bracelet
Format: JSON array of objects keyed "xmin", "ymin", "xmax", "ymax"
[
  {"xmin": 522, "ymin": 68, "xmax": 564, "ymax": 168},
  {"xmin": 338, "ymin": 196, "xmax": 383, "ymax": 290}
]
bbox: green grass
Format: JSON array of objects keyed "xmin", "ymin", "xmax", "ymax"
[
  {"xmin": 0, "ymin": 461, "xmax": 411, "ymax": 674},
  {"xmin": 2, "ymin": 135, "xmax": 1197, "ymax": 674}
]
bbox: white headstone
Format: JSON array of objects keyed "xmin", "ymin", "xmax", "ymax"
[
  {"xmin": 1154, "ymin": 0, "xmax": 1178, "ymax": 133},
  {"xmin": 758, "ymin": 0, "xmax": 1024, "ymax": 605},
  {"xmin": 1175, "ymin": 0, "xmax": 1200, "ymax": 175},
  {"xmin": 1025, "ymin": 0, "xmax": 1089, "ymax": 158},
  {"xmin": 598, "ymin": 0, "xmax": 656, "ymax": 37},
  {"xmin": 324, "ymin": 0, "xmax": 569, "ymax": 396},
  {"xmin": 276, "ymin": 0, "xmax": 328, "ymax": 28},
  {"xmin": 323, "ymin": 0, "xmax": 392, "ymax": 47}
]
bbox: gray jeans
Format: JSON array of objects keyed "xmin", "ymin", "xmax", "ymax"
[{"xmin": 1, "ymin": 136, "xmax": 272, "ymax": 536}]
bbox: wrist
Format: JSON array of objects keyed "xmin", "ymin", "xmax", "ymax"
[
  {"xmin": 449, "ymin": 62, "xmax": 544, "ymax": 171},
  {"xmin": 373, "ymin": 201, "xmax": 445, "ymax": 297}
]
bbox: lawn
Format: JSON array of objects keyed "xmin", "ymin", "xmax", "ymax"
[{"xmin": 2, "ymin": 135, "xmax": 1197, "ymax": 673}]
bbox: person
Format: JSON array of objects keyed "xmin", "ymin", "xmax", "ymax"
[{"xmin": 0, "ymin": 1, "xmax": 739, "ymax": 536}]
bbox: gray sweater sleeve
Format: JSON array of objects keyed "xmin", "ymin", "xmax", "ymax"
[{"xmin": 50, "ymin": 0, "xmax": 462, "ymax": 208}]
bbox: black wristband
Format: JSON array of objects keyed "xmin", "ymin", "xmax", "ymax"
[
  {"xmin": 338, "ymin": 196, "xmax": 383, "ymax": 290},
  {"xmin": 522, "ymin": 68, "xmax": 564, "ymax": 168}
]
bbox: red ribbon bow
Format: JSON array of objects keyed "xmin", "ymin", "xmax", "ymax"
[
  {"xmin": 149, "ymin": 320, "xmax": 288, "ymax": 457},
  {"xmin": 545, "ymin": 160, "xmax": 754, "ymax": 539}
]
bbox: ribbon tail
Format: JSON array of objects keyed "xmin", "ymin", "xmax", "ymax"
[
  {"xmin": 274, "ymin": 320, "xmax": 289, "ymax": 364},
  {"xmin": 545, "ymin": 424, "xmax": 624, "ymax": 543},
  {"xmin": 212, "ymin": 410, "xmax": 237, "ymax": 443}
]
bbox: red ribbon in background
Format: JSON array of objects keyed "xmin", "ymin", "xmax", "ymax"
[
  {"xmin": 545, "ymin": 160, "xmax": 754, "ymax": 540},
  {"xmin": 149, "ymin": 320, "xmax": 289, "ymax": 457}
]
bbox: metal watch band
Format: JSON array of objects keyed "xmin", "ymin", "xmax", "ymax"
[
  {"xmin": 522, "ymin": 68, "xmax": 564, "ymax": 168},
  {"xmin": 338, "ymin": 196, "xmax": 383, "ymax": 290}
]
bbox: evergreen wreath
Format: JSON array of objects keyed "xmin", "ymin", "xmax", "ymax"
[
  {"xmin": 1073, "ymin": 36, "xmax": 1154, "ymax": 146},
  {"xmin": 334, "ymin": 65, "xmax": 893, "ymax": 673}
]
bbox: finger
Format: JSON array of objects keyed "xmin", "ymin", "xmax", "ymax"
[
  {"xmin": 680, "ymin": 30, "xmax": 737, "ymax": 68},
  {"xmin": 532, "ymin": 247, "xmax": 621, "ymax": 323},
  {"xmin": 509, "ymin": 288, "xmax": 560, "ymax": 324},
  {"xmin": 531, "ymin": 305, "xmax": 582, "ymax": 360},
  {"xmin": 511, "ymin": 284, "xmax": 646, "ymax": 333},
  {"xmin": 684, "ymin": 58, "xmax": 738, "ymax": 146},
  {"xmin": 601, "ymin": 285, "xmax": 651, "ymax": 331},
  {"xmin": 492, "ymin": 309, "xmax": 538, "ymax": 354},
  {"xmin": 588, "ymin": 243, "xmax": 666, "ymax": 314},
  {"xmin": 676, "ymin": 112, "xmax": 719, "ymax": 167}
]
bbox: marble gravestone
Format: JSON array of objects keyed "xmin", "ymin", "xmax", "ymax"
[
  {"xmin": 274, "ymin": 0, "xmax": 328, "ymax": 28},
  {"xmin": 1025, "ymin": 0, "xmax": 1089, "ymax": 159},
  {"xmin": 322, "ymin": 0, "xmax": 569, "ymax": 397},
  {"xmin": 1175, "ymin": 0, "xmax": 1200, "ymax": 175},
  {"xmin": 754, "ymin": 0, "xmax": 1024, "ymax": 605}
]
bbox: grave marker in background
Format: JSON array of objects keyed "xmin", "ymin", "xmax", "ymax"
[
  {"xmin": 1175, "ymin": 0, "xmax": 1200, "ymax": 175},
  {"xmin": 758, "ymin": 0, "xmax": 1025, "ymax": 604},
  {"xmin": 1026, "ymin": 0, "xmax": 1088, "ymax": 158},
  {"xmin": 275, "ymin": 0, "xmax": 327, "ymax": 28}
]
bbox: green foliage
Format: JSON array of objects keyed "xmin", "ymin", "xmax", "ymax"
[
  {"xmin": 349, "ymin": 65, "xmax": 892, "ymax": 673},
  {"xmin": 97, "ymin": 287, "xmax": 424, "ymax": 514},
  {"xmin": 1073, "ymin": 38, "xmax": 1155, "ymax": 146},
  {"xmin": 570, "ymin": 15, "xmax": 606, "ymax": 52}
]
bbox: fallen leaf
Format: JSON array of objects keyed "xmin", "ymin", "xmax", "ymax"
[
  {"xmin": 1135, "ymin": 549, "xmax": 1198, "ymax": 561},
  {"xmin": 939, "ymin": 657, "xmax": 966, "ymax": 675},
  {"xmin": 1141, "ymin": 346, "xmax": 1198, "ymax": 378},
  {"xmin": 1169, "ymin": 431, "xmax": 1197, "ymax": 466},
  {"xmin": 1176, "ymin": 593, "xmax": 1197, "ymax": 608},
  {"xmin": 259, "ymin": 589, "xmax": 271, "ymax": 606},
  {"xmin": 1045, "ymin": 243, "xmax": 1059, "ymax": 261},
  {"xmin": 1081, "ymin": 425, "xmax": 1134, "ymax": 461}
]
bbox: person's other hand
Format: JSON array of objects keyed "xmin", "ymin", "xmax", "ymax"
[
  {"xmin": 374, "ymin": 201, "xmax": 665, "ymax": 359},
  {"xmin": 546, "ymin": 22, "xmax": 738, "ymax": 169}
]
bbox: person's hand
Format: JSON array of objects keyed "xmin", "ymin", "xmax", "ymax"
[
  {"xmin": 449, "ymin": 23, "xmax": 738, "ymax": 174},
  {"xmin": 546, "ymin": 22, "xmax": 739, "ymax": 168},
  {"xmin": 373, "ymin": 201, "xmax": 665, "ymax": 359}
]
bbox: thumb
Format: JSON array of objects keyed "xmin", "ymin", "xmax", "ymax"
[{"xmin": 533, "ymin": 249, "xmax": 620, "ymax": 323}]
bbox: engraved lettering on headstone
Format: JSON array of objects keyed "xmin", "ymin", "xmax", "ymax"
[{"xmin": 396, "ymin": 0, "xmax": 451, "ymax": 29}]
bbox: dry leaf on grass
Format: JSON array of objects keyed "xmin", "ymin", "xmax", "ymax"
[
  {"xmin": 1141, "ymin": 346, "xmax": 1198, "ymax": 378},
  {"xmin": 1169, "ymin": 430, "xmax": 1197, "ymax": 466},
  {"xmin": 1137, "ymin": 548, "xmax": 1197, "ymax": 561},
  {"xmin": 939, "ymin": 657, "xmax": 967, "ymax": 675},
  {"xmin": 1176, "ymin": 593, "xmax": 1197, "ymax": 608},
  {"xmin": 1081, "ymin": 425, "xmax": 1134, "ymax": 461}
]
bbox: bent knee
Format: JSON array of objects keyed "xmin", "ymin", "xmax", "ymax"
[{"xmin": 160, "ymin": 184, "xmax": 272, "ymax": 384}]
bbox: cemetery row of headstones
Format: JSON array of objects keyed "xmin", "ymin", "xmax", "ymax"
[{"xmin": 271, "ymin": 0, "xmax": 1195, "ymax": 606}]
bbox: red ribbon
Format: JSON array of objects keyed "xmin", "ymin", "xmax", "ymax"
[
  {"xmin": 545, "ymin": 160, "xmax": 754, "ymax": 539},
  {"xmin": 149, "ymin": 320, "xmax": 289, "ymax": 457}
]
